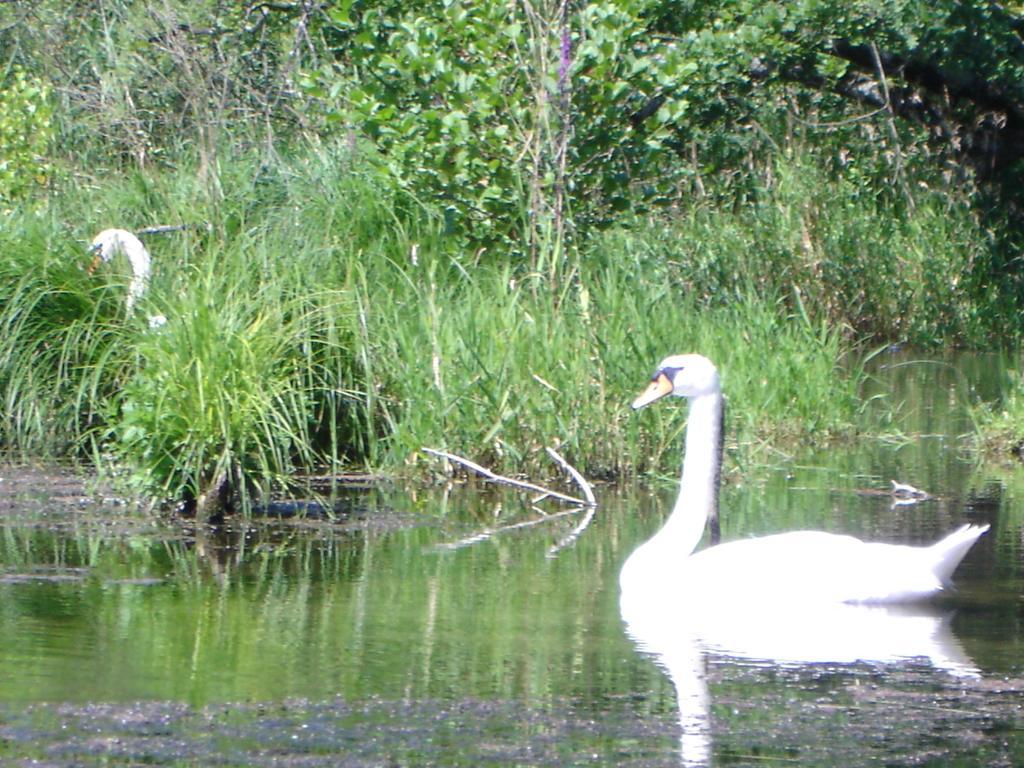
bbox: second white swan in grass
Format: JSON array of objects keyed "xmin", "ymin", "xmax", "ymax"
[
  {"xmin": 619, "ymin": 353, "xmax": 989, "ymax": 605},
  {"xmin": 88, "ymin": 228, "xmax": 152, "ymax": 315}
]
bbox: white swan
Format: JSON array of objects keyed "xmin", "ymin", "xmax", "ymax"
[
  {"xmin": 619, "ymin": 353, "xmax": 989, "ymax": 605},
  {"xmin": 87, "ymin": 228, "xmax": 152, "ymax": 315}
]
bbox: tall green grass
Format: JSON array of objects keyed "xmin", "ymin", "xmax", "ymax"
[
  {"xmin": 108, "ymin": 271, "xmax": 357, "ymax": 508},
  {"xmin": 0, "ymin": 211, "xmax": 137, "ymax": 457},
  {"xmin": 619, "ymin": 157, "xmax": 997, "ymax": 347},
  {"xmin": 0, "ymin": 144, "xmax": 869, "ymax": 509},
  {"xmin": 969, "ymin": 363, "xmax": 1024, "ymax": 457},
  {"xmin": 88, "ymin": 148, "xmax": 424, "ymax": 507},
  {"xmin": 361, "ymin": 242, "xmax": 861, "ymax": 480}
]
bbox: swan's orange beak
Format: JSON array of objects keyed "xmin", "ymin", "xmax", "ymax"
[
  {"xmin": 632, "ymin": 371, "xmax": 673, "ymax": 410},
  {"xmin": 86, "ymin": 250, "xmax": 102, "ymax": 276}
]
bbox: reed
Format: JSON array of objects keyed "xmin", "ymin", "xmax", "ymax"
[
  {"xmin": 1, "ymin": 144, "xmax": 866, "ymax": 507},
  {"xmin": 969, "ymin": 364, "xmax": 1024, "ymax": 457},
  {"xmin": 107, "ymin": 273, "xmax": 350, "ymax": 508},
  {"xmin": 620, "ymin": 156, "xmax": 996, "ymax": 347},
  {"xmin": 359, "ymin": 233, "xmax": 859, "ymax": 479},
  {"xmin": 0, "ymin": 212, "xmax": 136, "ymax": 457}
]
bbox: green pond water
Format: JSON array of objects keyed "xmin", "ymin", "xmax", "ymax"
[{"xmin": 0, "ymin": 352, "xmax": 1022, "ymax": 766}]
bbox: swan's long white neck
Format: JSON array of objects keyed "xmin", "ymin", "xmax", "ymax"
[
  {"xmin": 662, "ymin": 390, "xmax": 723, "ymax": 557},
  {"xmin": 619, "ymin": 385, "xmax": 723, "ymax": 595}
]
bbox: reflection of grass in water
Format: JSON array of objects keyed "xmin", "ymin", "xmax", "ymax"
[
  {"xmin": 970, "ymin": 375, "xmax": 1024, "ymax": 599},
  {"xmin": 0, "ymin": 485, "xmax": 646, "ymax": 704},
  {"xmin": 0, "ymin": 479, "xmax": 1020, "ymax": 768},
  {"xmin": 971, "ymin": 365, "xmax": 1024, "ymax": 457}
]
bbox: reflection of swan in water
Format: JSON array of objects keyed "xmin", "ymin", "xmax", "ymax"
[
  {"xmin": 620, "ymin": 354, "xmax": 988, "ymax": 605},
  {"xmin": 622, "ymin": 597, "xmax": 979, "ymax": 767},
  {"xmin": 619, "ymin": 353, "xmax": 987, "ymax": 765}
]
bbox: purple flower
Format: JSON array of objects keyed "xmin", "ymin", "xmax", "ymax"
[{"xmin": 558, "ymin": 24, "xmax": 571, "ymax": 96}]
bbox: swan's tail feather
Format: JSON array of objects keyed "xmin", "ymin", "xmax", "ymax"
[{"xmin": 929, "ymin": 523, "xmax": 989, "ymax": 585}]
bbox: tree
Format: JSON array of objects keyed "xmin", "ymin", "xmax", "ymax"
[{"xmin": 636, "ymin": 0, "xmax": 1024, "ymax": 209}]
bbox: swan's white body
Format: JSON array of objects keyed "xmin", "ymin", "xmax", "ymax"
[
  {"xmin": 620, "ymin": 353, "xmax": 989, "ymax": 606},
  {"xmin": 88, "ymin": 228, "xmax": 152, "ymax": 314},
  {"xmin": 620, "ymin": 354, "xmax": 987, "ymax": 766}
]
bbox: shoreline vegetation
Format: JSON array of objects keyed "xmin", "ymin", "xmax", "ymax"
[
  {"xmin": 0, "ymin": 146, "xmax": 975, "ymax": 511},
  {"xmin": 3, "ymin": 2, "xmax": 1024, "ymax": 516}
]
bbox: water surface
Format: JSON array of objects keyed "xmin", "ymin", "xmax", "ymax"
[{"xmin": 0, "ymin": 353, "xmax": 1022, "ymax": 765}]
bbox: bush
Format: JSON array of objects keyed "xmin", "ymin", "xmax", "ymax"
[{"xmin": 0, "ymin": 68, "xmax": 56, "ymax": 203}]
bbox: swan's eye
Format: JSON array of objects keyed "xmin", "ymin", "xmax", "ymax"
[{"xmin": 660, "ymin": 366, "xmax": 682, "ymax": 382}]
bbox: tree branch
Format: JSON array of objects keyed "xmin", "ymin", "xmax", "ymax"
[
  {"xmin": 422, "ymin": 447, "xmax": 594, "ymax": 506},
  {"xmin": 830, "ymin": 39, "xmax": 1024, "ymax": 128}
]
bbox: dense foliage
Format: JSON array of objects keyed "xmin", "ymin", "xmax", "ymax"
[
  {"xmin": 0, "ymin": 67, "xmax": 54, "ymax": 202},
  {"xmin": 5, "ymin": 1, "xmax": 1023, "ymax": 335},
  {"xmin": 305, "ymin": 1, "xmax": 698, "ymax": 258},
  {"xmin": 4, "ymin": 0, "xmax": 1024, "ymax": 507}
]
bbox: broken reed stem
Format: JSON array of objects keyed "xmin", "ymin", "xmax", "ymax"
[
  {"xmin": 546, "ymin": 505, "xmax": 597, "ymax": 559},
  {"xmin": 135, "ymin": 223, "xmax": 193, "ymax": 235},
  {"xmin": 545, "ymin": 446, "xmax": 596, "ymax": 506},
  {"xmin": 422, "ymin": 447, "xmax": 594, "ymax": 506},
  {"xmin": 435, "ymin": 507, "xmax": 581, "ymax": 551},
  {"xmin": 424, "ymin": 446, "xmax": 599, "ymax": 556}
]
